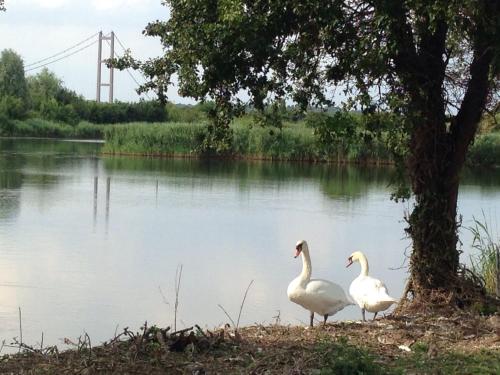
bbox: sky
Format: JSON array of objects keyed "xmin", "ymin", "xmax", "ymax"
[{"xmin": 0, "ymin": 0, "xmax": 194, "ymax": 103}]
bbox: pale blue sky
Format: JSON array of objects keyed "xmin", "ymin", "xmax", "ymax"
[{"xmin": 0, "ymin": 0, "xmax": 194, "ymax": 103}]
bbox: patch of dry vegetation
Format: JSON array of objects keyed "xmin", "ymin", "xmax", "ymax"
[{"xmin": 0, "ymin": 313, "xmax": 498, "ymax": 374}]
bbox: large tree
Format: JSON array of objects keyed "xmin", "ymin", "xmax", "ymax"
[
  {"xmin": 121, "ymin": 1, "xmax": 499, "ymax": 306},
  {"xmin": 27, "ymin": 68, "xmax": 65, "ymax": 110},
  {"xmin": 0, "ymin": 49, "xmax": 28, "ymax": 103}
]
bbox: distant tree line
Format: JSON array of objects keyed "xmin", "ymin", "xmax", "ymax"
[
  {"xmin": 0, "ymin": 49, "xmax": 328, "ymax": 129},
  {"xmin": 0, "ymin": 49, "xmax": 181, "ymax": 125}
]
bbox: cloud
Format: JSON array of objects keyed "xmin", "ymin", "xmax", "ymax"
[
  {"xmin": 14, "ymin": 0, "xmax": 70, "ymax": 8},
  {"xmin": 10, "ymin": 0, "xmax": 156, "ymax": 11},
  {"xmin": 91, "ymin": 0, "xmax": 153, "ymax": 11}
]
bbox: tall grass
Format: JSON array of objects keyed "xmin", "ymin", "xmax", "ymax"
[
  {"xmin": 103, "ymin": 120, "xmax": 391, "ymax": 163},
  {"xmin": 468, "ymin": 215, "xmax": 500, "ymax": 297},
  {"xmin": 231, "ymin": 122, "xmax": 320, "ymax": 160},
  {"xmin": 103, "ymin": 122, "xmax": 206, "ymax": 156},
  {"xmin": 0, "ymin": 118, "xmax": 104, "ymax": 139}
]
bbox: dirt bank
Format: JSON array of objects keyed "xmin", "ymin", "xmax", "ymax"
[{"xmin": 0, "ymin": 313, "xmax": 498, "ymax": 374}]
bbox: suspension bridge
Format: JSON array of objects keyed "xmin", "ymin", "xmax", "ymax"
[{"xmin": 23, "ymin": 31, "xmax": 150, "ymax": 103}]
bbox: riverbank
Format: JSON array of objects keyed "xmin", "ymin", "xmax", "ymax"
[
  {"xmin": 1, "ymin": 118, "xmax": 499, "ymax": 166},
  {"xmin": 102, "ymin": 121, "xmax": 500, "ymax": 167},
  {"xmin": 102, "ymin": 121, "xmax": 393, "ymax": 163},
  {"xmin": 1, "ymin": 313, "xmax": 498, "ymax": 374}
]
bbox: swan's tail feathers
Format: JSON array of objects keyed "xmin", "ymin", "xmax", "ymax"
[
  {"xmin": 382, "ymin": 297, "xmax": 398, "ymax": 305},
  {"xmin": 379, "ymin": 290, "xmax": 398, "ymax": 303}
]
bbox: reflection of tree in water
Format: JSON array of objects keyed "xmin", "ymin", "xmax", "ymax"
[
  {"xmin": 103, "ymin": 156, "xmax": 323, "ymax": 184},
  {"xmin": 0, "ymin": 138, "xmax": 101, "ymax": 156},
  {"xmin": 0, "ymin": 189, "xmax": 21, "ymax": 220},
  {"xmin": 0, "ymin": 138, "xmax": 102, "ymax": 220},
  {"xmin": 102, "ymin": 157, "xmax": 398, "ymax": 201},
  {"xmin": 461, "ymin": 168, "xmax": 500, "ymax": 191},
  {"xmin": 0, "ymin": 153, "xmax": 25, "ymax": 220},
  {"xmin": 318, "ymin": 165, "xmax": 395, "ymax": 200}
]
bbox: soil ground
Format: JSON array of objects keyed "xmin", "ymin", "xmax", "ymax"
[{"xmin": 0, "ymin": 312, "xmax": 498, "ymax": 374}]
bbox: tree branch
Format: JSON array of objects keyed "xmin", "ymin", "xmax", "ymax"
[
  {"xmin": 374, "ymin": 0, "xmax": 420, "ymax": 97},
  {"xmin": 451, "ymin": 0, "xmax": 499, "ymax": 163}
]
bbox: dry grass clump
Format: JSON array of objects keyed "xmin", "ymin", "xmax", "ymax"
[{"xmin": 1, "ymin": 313, "xmax": 498, "ymax": 374}]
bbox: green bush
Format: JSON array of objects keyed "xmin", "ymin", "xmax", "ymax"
[
  {"xmin": 0, "ymin": 118, "xmax": 104, "ymax": 139},
  {"xmin": 72, "ymin": 100, "xmax": 167, "ymax": 124},
  {"xmin": 165, "ymin": 102, "xmax": 211, "ymax": 123},
  {"xmin": 0, "ymin": 112, "xmax": 15, "ymax": 135},
  {"xmin": 468, "ymin": 132, "xmax": 500, "ymax": 167},
  {"xmin": 0, "ymin": 95, "xmax": 27, "ymax": 119}
]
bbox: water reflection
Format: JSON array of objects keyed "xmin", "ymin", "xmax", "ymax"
[
  {"xmin": 0, "ymin": 138, "xmax": 498, "ymax": 350},
  {"xmin": 102, "ymin": 157, "xmax": 398, "ymax": 201}
]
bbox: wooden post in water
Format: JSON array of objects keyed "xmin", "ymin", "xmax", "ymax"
[
  {"xmin": 105, "ymin": 177, "xmax": 111, "ymax": 233},
  {"xmin": 94, "ymin": 177, "xmax": 98, "ymax": 200},
  {"xmin": 106, "ymin": 177, "xmax": 110, "ymax": 208},
  {"xmin": 155, "ymin": 179, "xmax": 159, "ymax": 206},
  {"xmin": 93, "ymin": 176, "xmax": 98, "ymax": 225}
]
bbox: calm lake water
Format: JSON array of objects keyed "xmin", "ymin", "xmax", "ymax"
[{"xmin": 0, "ymin": 138, "xmax": 499, "ymax": 349}]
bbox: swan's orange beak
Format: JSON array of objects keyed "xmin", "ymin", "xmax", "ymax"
[
  {"xmin": 346, "ymin": 257, "xmax": 353, "ymax": 268},
  {"xmin": 294, "ymin": 245, "xmax": 302, "ymax": 258}
]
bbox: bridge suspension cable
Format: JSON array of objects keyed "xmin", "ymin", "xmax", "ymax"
[
  {"xmin": 25, "ymin": 32, "xmax": 100, "ymax": 70},
  {"xmin": 105, "ymin": 33, "xmax": 151, "ymax": 99},
  {"xmin": 25, "ymin": 38, "xmax": 99, "ymax": 73}
]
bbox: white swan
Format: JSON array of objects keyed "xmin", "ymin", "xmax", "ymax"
[
  {"xmin": 346, "ymin": 251, "xmax": 397, "ymax": 321},
  {"xmin": 287, "ymin": 240, "xmax": 352, "ymax": 327}
]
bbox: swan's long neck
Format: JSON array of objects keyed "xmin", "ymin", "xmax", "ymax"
[
  {"xmin": 299, "ymin": 247, "xmax": 312, "ymax": 282},
  {"xmin": 358, "ymin": 254, "xmax": 369, "ymax": 276}
]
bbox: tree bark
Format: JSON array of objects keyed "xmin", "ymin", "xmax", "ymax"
[
  {"xmin": 403, "ymin": 1, "xmax": 497, "ymax": 300},
  {"xmin": 407, "ymin": 124, "xmax": 460, "ymax": 295}
]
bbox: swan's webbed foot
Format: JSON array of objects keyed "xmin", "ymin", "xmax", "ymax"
[{"xmin": 309, "ymin": 311, "xmax": 314, "ymax": 327}]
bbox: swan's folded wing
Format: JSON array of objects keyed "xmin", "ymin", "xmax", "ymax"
[
  {"xmin": 306, "ymin": 279, "xmax": 352, "ymax": 306},
  {"xmin": 373, "ymin": 280, "xmax": 397, "ymax": 302}
]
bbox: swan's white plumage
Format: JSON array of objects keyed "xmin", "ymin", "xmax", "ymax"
[
  {"xmin": 347, "ymin": 251, "xmax": 397, "ymax": 319},
  {"xmin": 287, "ymin": 277, "xmax": 352, "ymax": 316},
  {"xmin": 287, "ymin": 240, "xmax": 352, "ymax": 325}
]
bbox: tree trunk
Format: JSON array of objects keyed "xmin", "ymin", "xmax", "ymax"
[
  {"xmin": 405, "ymin": 111, "xmax": 462, "ymax": 299},
  {"xmin": 398, "ymin": 0, "xmax": 498, "ymax": 302}
]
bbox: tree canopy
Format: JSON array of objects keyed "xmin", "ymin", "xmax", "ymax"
[
  {"xmin": 0, "ymin": 49, "xmax": 28, "ymax": 102},
  {"xmin": 130, "ymin": 1, "xmax": 498, "ymax": 112},
  {"xmin": 0, "ymin": 49, "xmax": 29, "ymax": 119},
  {"xmin": 27, "ymin": 68, "xmax": 66, "ymax": 109},
  {"xmin": 117, "ymin": 0, "xmax": 500, "ymax": 307}
]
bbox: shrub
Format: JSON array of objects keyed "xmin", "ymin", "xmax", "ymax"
[
  {"xmin": 0, "ymin": 95, "xmax": 28, "ymax": 119},
  {"xmin": 468, "ymin": 132, "xmax": 500, "ymax": 167}
]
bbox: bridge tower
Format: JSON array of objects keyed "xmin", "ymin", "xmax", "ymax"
[{"xmin": 96, "ymin": 31, "xmax": 115, "ymax": 103}]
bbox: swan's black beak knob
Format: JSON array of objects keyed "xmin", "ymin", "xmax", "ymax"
[{"xmin": 294, "ymin": 244, "xmax": 302, "ymax": 258}]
